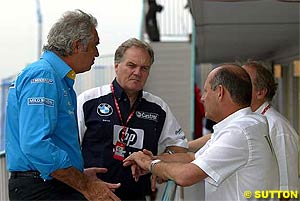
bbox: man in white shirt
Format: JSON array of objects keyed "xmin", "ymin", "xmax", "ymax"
[
  {"xmin": 124, "ymin": 63, "xmax": 279, "ymax": 201},
  {"xmin": 243, "ymin": 61, "xmax": 300, "ymax": 193}
]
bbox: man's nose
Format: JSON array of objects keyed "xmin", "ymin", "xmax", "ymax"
[
  {"xmin": 133, "ymin": 67, "xmax": 142, "ymax": 75},
  {"xmin": 95, "ymin": 47, "xmax": 99, "ymax": 57}
]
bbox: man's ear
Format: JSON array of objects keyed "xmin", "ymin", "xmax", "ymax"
[
  {"xmin": 72, "ymin": 39, "xmax": 82, "ymax": 54},
  {"xmin": 217, "ymin": 85, "xmax": 225, "ymax": 100},
  {"xmin": 256, "ymin": 88, "xmax": 268, "ymax": 100},
  {"xmin": 114, "ymin": 63, "xmax": 119, "ymax": 73}
]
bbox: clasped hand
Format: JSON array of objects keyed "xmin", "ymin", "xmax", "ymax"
[
  {"xmin": 123, "ymin": 149, "xmax": 155, "ymax": 181},
  {"xmin": 123, "ymin": 149, "xmax": 168, "ymax": 192}
]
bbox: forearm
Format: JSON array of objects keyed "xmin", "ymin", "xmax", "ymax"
[
  {"xmin": 157, "ymin": 152, "xmax": 195, "ymax": 163},
  {"xmin": 188, "ymin": 134, "xmax": 211, "ymax": 152},
  {"xmin": 151, "ymin": 162, "xmax": 207, "ymax": 187},
  {"xmin": 164, "ymin": 146, "xmax": 187, "ymax": 154},
  {"xmin": 51, "ymin": 167, "xmax": 90, "ymax": 195}
]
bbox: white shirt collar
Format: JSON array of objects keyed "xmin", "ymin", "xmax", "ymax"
[
  {"xmin": 213, "ymin": 107, "xmax": 252, "ymax": 133},
  {"xmin": 254, "ymin": 101, "xmax": 270, "ymax": 114}
]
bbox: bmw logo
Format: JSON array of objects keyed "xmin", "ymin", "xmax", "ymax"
[{"xmin": 97, "ymin": 103, "xmax": 113, "ymax": 116}]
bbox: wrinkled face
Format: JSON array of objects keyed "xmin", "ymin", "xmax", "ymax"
[
  {"xmin": 115, "ymin": 46, "xmax": 151, "ymax": 94},
  {"xmin": 75, "ymin": 26, "xmax": 99, "ymax": 73},
  {"xmin": 201, "ymin": 71, "xmax": 219, "ymax": 122}
]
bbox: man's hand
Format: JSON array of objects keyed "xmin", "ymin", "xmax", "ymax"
[
  {"xmin": 151, "ymin": 174, "xmax": 167, "ymax": 192},
  {"xmin": 129, "ymin": 162, "xmax": 150, "ymax": 182},
  {"xmin": 84, "ymin": 167, "xmax": 107, "ymax": 181},
  {"xmin": 51, "ymin": 167, "xmax": 121, "ymax": 201},
  {"xmin": 84, "ymin": 167, "xmax": 121, "ymax": 192},
  {"xmin": 84, "ymin": 179, "xmax": 121, "ymax": 201},
  {"xmin": 123, "ymin": 149, "xmax": 154, "ymax": 181}
]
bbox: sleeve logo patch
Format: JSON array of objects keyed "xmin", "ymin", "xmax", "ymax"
[
  {"xmin": 28, "ymin": 97, "xmax": 54, "ymax": 107},
  {"xmin": 31, "ymin": 78, "xmax": 54, "ymax": 84}
]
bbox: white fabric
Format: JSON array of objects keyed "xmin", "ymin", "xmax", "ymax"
[
  {"xmin": 256, "ymin": 101, "xmax": 300, "ymax": 191},
  {"xmin": 77, "ymin": 85, "xmax": 111, "ymax": 142},
  {"xmin": 192, "ymin": 107, "xmax": 279, "ymax": 201}
]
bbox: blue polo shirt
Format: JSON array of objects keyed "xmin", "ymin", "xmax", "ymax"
[{"xmin": 5, "ymin": 51, "xmax": 83, "ymax": 180}]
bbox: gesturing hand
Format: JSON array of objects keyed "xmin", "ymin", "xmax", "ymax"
[
  {"xmin": 84, "ymin": 167, "xmax": 121, "ymax": 191},
  {"xmin": 84, "ymin": 167, "xmax": 107, "ymax": 181}
]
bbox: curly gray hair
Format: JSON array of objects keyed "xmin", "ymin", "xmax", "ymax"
[{"xmin": 43, "ymin": 9, "xmax": 98, "ymax": 56}]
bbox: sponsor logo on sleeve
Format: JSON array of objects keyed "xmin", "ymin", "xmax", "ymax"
[
  {"xmin": 175, "ymin": 128, "xmax": 183, "ymax": 135},
  {"xmin": 136, "ymin": 111, "xmax": 158, "ymax": 122},
  {"xmin": 97, "ymin": 103, "xmax": 113, "ymax": 116},
  {"xmin": 175, "ymin": 128, "xmax": 186, "ymax": 139},
  {"xmin": 28, "ymin": 97, "xmax": 54, "ymax": 107},
  {"xmin": 31, "ymin": 78, "xmax": 54, "ymax": 84}
]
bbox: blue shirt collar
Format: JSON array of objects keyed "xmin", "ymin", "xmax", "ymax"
[{"xmin": 41, "ymin": 51, "xmax": 72, "ymax": 79}]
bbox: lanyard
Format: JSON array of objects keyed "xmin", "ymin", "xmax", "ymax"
[
  {"xmin": 261, "ymin": 104, "xmax": 271, "ymax": 115},
  {"xmin": 110, "ymin": 84, "xmax": 138, "ymax": 141}
]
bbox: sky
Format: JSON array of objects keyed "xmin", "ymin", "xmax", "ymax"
[{"xmin": 0, "ymin": 0, "xmax": 143, "ymax": 79}]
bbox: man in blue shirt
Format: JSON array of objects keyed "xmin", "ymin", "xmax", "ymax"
[{"xmin": 6, "ymin": 9, "xmax": 120, "ymax": 201}]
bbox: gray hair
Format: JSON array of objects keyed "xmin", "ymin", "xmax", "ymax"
[
  {"xmin": 210, "ymin": 63, "xmax": 252, "ymax": 107},
  {"xmin": 43, "ymin": 9, "xmax": 98, "ymax": 56},
  {"xmin": 243, "ymin": 60, "xmax": 278, "ymax": 101},
  {"xmin": 114, "ymin": 38, "xmax": 154, "ymax": 65}
]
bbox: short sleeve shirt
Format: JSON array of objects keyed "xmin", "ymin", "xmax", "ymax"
[
  {"xmin": 256, "ymin": 102, "xmax": 300, "ymax": 191},
  {"xmin": 192, "ymin": 107, "xmax": 279, "ymax": 200}
]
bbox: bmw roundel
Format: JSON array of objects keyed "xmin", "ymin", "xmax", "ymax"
[{"xmin": 97, "ymin": 103, "xmax": 113, "ymax": 116}]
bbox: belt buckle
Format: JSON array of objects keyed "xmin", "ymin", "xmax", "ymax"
[{"xmin": 33, "ymin": 172, "xmax": 40, "ymax": 179}]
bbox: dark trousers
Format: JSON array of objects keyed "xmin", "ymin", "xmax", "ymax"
[{"xmin": 9, "ymin": 173, "xmax": 86, "ymax": 200}]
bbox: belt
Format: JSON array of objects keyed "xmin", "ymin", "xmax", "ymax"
[{"xmin": 10, "ymin": 171, "xmax": 41, "ymax": 179}]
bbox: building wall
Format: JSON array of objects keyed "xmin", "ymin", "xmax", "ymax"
[{"xmin": 144, "ymin": 42, "xmax": 193, "ymax": 142}]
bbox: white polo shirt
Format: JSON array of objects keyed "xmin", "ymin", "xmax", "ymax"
[
  {"xmin": 256, "ymin": 102, "xmax": 300, "ymax": 191},
  {"xmin": 192, "ymin": 107, "xmax": 279, "ymax": 201}
]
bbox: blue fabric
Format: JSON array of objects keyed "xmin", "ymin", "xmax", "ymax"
[{"xmin": 5, "ymin": 51, "xmax": 83, "ymax": 180}]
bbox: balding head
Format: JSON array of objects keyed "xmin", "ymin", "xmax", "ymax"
[
  {"xmin": 210, "ymin": 63, "xmax": 252, "ymax": 107},
  {"xmin": 202, "ymin": 63, "xmax": 252, "ymax": 122}
]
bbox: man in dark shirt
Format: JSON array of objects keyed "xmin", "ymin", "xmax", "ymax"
[{"xmin": 77, "ymin": 38, "xmax": 188, "ymax": 200}]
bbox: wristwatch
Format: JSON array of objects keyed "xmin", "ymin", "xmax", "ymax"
[
  {"xmin": 165, "ymin": 149, "xmax": 175, "ymax": 154},
  {"xmin": 149, "ymin": 159, "xmax": 161, "ymax": 173}
]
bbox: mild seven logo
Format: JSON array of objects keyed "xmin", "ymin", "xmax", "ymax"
[{"xmin": 28, "ymin": 97, "xmax": 54, "ymax": 107}]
